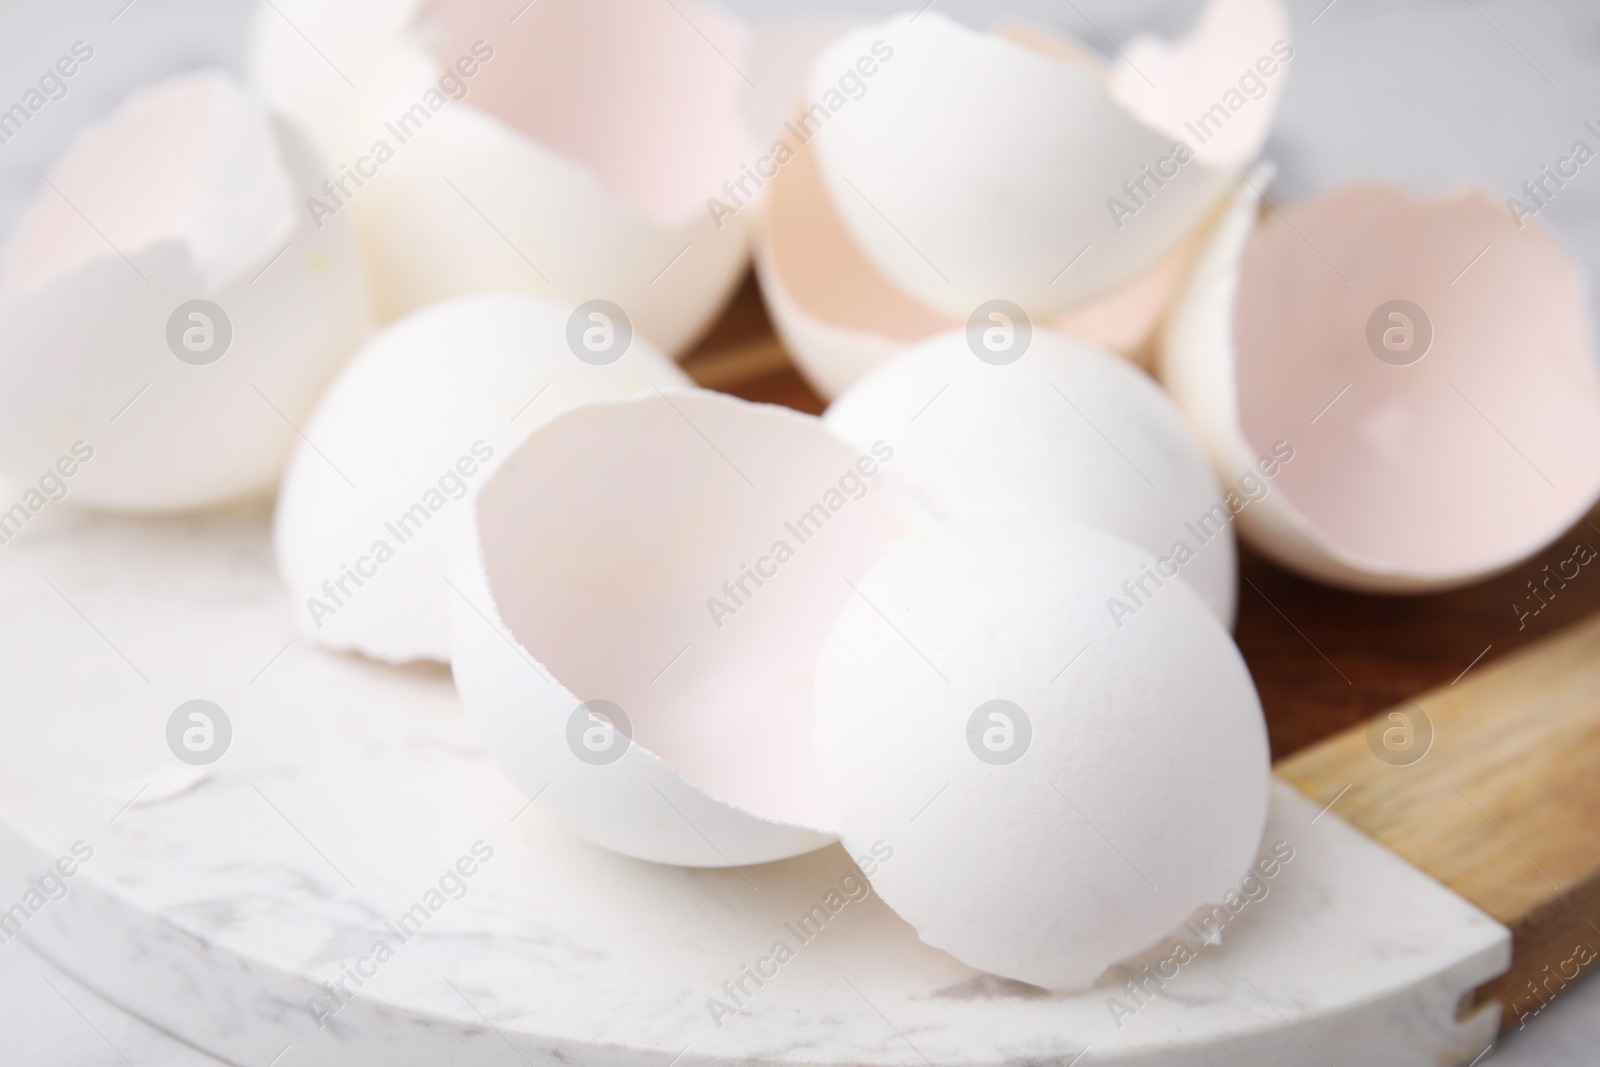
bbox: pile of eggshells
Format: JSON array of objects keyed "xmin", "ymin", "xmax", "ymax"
[{"xmin": 3, "ymin": 0, "xmax": 1599, "ymax": 994}]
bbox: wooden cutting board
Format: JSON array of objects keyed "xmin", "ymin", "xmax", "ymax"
[{"xmin": 686, "ymin": 273, "xmax": 1600, "ymax": 1032}]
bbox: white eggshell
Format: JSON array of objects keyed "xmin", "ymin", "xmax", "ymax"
[
  {"xmin": 245, "ymin": 0, "xmax": 423, "ymax": 169},
  {"xmin": 347, "ymin": 0, "xmax": 755, "ymax": 356},
  {"xmin": 812, "ymin": 519, "xmax": 1270, "ymax": 991},
  {"xmin": 0, "ymin": 71, "xmax": 368, "ymax": 513},
  {"xmin": 825, "ymin": 329, "xmax": 1238, "ymax": 626},
  {"xmin": 274, "ymin": 293, "xmax": 690, "ymax": 664},
  {"xmin": 450, "ymin": 391, "xmax": 904, "ymax": 866},
  {"xmin": 1162, "ymin": 173, "xmax": 1600, "ymax": 591},
  {"xmin": 755, "ymin": 135, "xmax": 1217, "ymax": 397},
  {"xmin": 804, "ymin": 0, "xmax": 1286, "ymax": 321}
]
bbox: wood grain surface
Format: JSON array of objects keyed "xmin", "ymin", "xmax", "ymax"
[
  {"xmin": 686, "ymin": 273, "xmax": 1600, "ymax": 1031},
  {"xmin": 1278, "ymin": 615, "xmax": 1600, "ymax": 1029}
]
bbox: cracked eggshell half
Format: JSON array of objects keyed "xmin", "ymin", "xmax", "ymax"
[
  {"xmin": 803, "ymin": 0, "xmax": 1287, "ymax": 322},
  {"xmin": 813, "ymin": 519, "xmax": 1270, "ymax": 991},
  {"xmin": 825, "ymin": 329, "xmax": 1237, "ymax": 626},
  {"xmin": 274, "ymin": 293, "xmax": 690, "ymax": 665},
  {"xmin": 348, "ymin": 0, "xmax": 757, "ymax": 357},
  {"xmin": 755, "ymin": 141, "xmax": 1215, "ymax": 398},
  {"xmin": 1162, "ymin": 175, "xmax": 1600, "ymax": 592},
  {"xmin": 449, "ymin": 391, "xmax": 904, "ymax": 866},
  {"xmin": 0, "ymin": 71, "xmax": 368, "ymax": 513}
]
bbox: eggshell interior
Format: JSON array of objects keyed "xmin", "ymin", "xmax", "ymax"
[
  {"xmin": 1110, "ymin": 0, "xmax": 1290, "ymax": 170},
  {"xmin": 452, "ymin": 392, "xmax": 903, "ymax": 864},
  {"xmin": 754, "ymin": 129, "xmax": 954, "ymax": 398},
  {"xmin": 765, "ymin": 130, "xmax": 952, "ymax": 348},
  {"xmin": 425, "ymin": 0, "xmax": 752, "ymax": 226},
  {"xmin": 0, "ymin": 71, "xmax": 368, "ymax": 513},
  {"xmin": 2, "ymin": 73, "xmax": 293, "ymax": 296},
  {"xmin": 274, "ymin": 294, "xmax": 690, "ymax": 664},
  {"xmin": 813, "ymin": 519, "xmax": 1269, "ymax": 991},
  {"xmin": 1231, "ymin": 184, "xmax": 1600, "ymax": 583},
  {"xmin": 825, "ymin": 330, "xmax": 1237, "ymax": 626},
  {"xmin": 347, "ymin": 0, "xmax": 755, "ymax": 355}
]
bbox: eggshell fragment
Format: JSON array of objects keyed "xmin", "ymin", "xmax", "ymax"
[
  {"xmin": 757, "ymin": 0, "xmax": 1275, "ymax": 397},
  {"xmin": 0, "ymin": 71, "xmax": 368, "ymax": 513},
  {"xmin": 1162, "ymin": 175, "xmax": 1600, "ymax": 591},
  {"xmin": 450, "ymin": 391, "xmax": 903, "ymax": 865},
  {"xmin": 346, "ymin": 0, "xmax": 756, "ymax": 356},
  {"xmin": 803, "ymin": 0, "xmax": 1286, "ymax": 321},
  {"xmin": 825, "ymin": 330, "xmax": 1238, "ymax": 626},
  {"xmin": 813, "ymin": 519, "xmax": 1270, "ymax": 991},
  {"xmin": 274, "ymin": 294, "xmax": 690, "ymax": 665}
]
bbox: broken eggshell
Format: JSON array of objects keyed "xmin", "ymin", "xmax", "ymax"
[
  {"xmin": 756, "ymin": 0, "xmax": 1281, "ymax": 397},
  {"xmin": 801, "ymin": 0, "xmax": 1288, "ymax": 323},
  {"xmin": 342, "ymin": 0, "xmax": 757, "ymax": 356},
  {"xmin": 754, "ymin": 131, "xmax": 1219, "ymax": 398},
  {"xmin": 274, "ymin": 293, "xmax": 690, "ymax": 665},
  {"xmin": 449, "ymin": 391, "xmax": 903, "ymax": 866},
  {"xmin": 812, "ymin": 518, "xmax": 1270, "ymax": 992},
  {"xmin": 0, "ymin": 70, "xmax": 368, "ymax": 513},
  {"xmin": 1162, "ymin": 174, "xmax": 1600, "ymax": 591},
  {"xmin": 824, "ymin": 329, "xmax": 1238, "ymax": 626}
]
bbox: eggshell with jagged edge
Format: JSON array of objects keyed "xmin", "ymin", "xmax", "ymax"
[
  {"xmin": 0, "ymin": 70, "xmax": 368, "ymax": 512},
  {"xmin": 449, "ymin": 390, "xmax": 905, "ymax": 865}
]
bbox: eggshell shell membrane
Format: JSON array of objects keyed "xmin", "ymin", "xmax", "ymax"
[
  {"xmin": 350, "ymin": 0, "xmax": 755, "ymax": 356},
  {"xmin": 1163, "ymin": 176, "xmax": 1600, "ymax": 591},
  {"xmin": 274, "ymin": 294, "xmax": 690, "ymax": 665},
  {"xmin": 449, "ymin": 391, "xmax": 904, "ymax": 866},
  {"xmin": 825, "ymin": 330, "xmax": 1238, "ymax": 626},
  {"xmin": 757, "ymin": 123, "xmax": 1218, "ymax": 398},
  {"xmin": 0, "ymin": 71, "xmax": 368, "ymax": 512},
  {"xmin": 805, "ymin": 0, "xmax": 1284, "ymax": 321},
  {"xmin": 813, "ymin": 519, "xmax": 1270, "ymax": 991}
]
